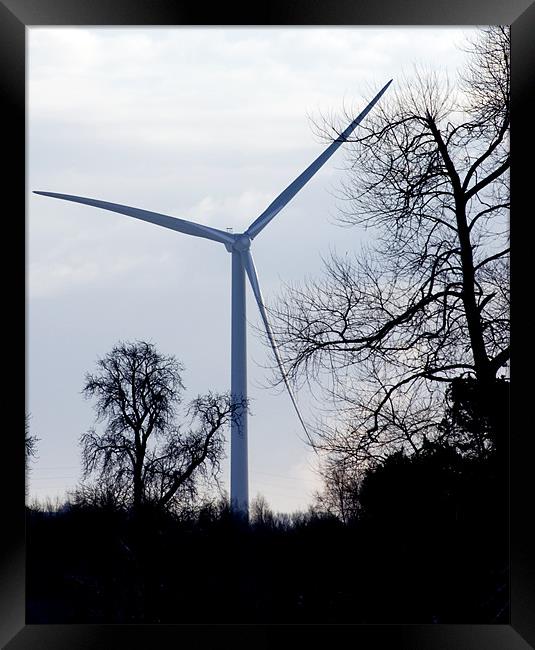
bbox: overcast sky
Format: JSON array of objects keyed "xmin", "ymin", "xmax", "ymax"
[{"xmin": 27, "ymin": 26, "xmax": 476, "ymax": 513}]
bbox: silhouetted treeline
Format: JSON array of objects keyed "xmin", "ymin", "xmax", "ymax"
[{"xmin": 26, "ymin": 440, "xmax": 508, "ymax": 624}]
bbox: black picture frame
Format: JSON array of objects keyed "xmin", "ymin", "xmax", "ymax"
[{"xmin": 1, "ymin": 1, "xmax": 532, "ymax": 647}]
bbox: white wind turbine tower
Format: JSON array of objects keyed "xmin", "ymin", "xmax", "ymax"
[{"xmin": 35, "ymin": 80, "xmax": 392, "ymax": 516}]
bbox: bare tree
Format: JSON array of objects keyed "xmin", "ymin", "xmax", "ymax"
[
  {"xmin": 25, "ymin": 415, "xmax": 39, "ymax": 460},
  {"xmin": 250, "ymin": 493, "xmax": 275, "ymax": 528},
  {"xmin": 25, "ymin": 414, "xmax": 40, "ymax": 501},
  {"xmin": 313, "ymin": 459, "xmax": 361, "ymax": 524},
  {"xmin": 80, "ymin": 340, "xmax": 240, "ymax": 513},
  {"xmin": 269, "ymin": 27, "xmax": 509, "ymax": 471}
]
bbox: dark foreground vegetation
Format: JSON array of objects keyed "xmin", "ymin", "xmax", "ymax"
[{"xmin": 27, "ymin": 441, "xmax": 508, "ymax": 625}]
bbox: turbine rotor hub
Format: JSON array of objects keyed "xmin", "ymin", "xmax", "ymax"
[{"xmin": 233, "ymin": 234, "xmax": 251, "ymax": 252}]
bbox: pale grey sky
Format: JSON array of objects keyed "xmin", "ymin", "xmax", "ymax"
[{"xmin": 27, "ymin": 26, "xmax": 476, "ymax": 512}]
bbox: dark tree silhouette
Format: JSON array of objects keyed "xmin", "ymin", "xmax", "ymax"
[
  {"xmin": 268, "ymin": 27, "xmax": 509, "ymax": 473},
  {"xmin": 250, "ymin": 493, "xmax": 275, "ymax": 528},
  {"xmin": 25, "ymin": 414, "xmax": 39, "ymax": 460},
  {"xmin": 25, "ymin": 414, "xmax": 40, "ymax": 501},
  {"xmin": 314, "ymin": 460, "xmax": 360, "ymax": 524},
  {"xmin": 79, "ymin": 340, "xmax": 238, "ymax": 513}
]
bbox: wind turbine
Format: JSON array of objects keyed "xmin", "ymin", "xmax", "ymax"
[{"xmin": 34, "ymin": 79, "xmax": 392, "ymax": 516}]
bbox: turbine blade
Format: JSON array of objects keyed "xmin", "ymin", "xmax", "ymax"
[
  {"xmin": 33, "ymin": 191, "xmax": 235, "ymax": 246},
  {"xmin": 242, "ymin": 249, "xmax": 315, "ymax": 448},
  {"xmin": 246, "ymin": 79, "xmax": 393, "ymax": 240}
]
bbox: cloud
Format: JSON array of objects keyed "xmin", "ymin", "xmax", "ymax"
[{"xmin": 181, "ymin": 189, "xmax": 274, "ymax": 230}]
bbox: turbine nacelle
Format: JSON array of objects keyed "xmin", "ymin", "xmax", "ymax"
[
  {"xmin": 233, "ymin": 234, "xmax": 252, "ymax": 252},
  {"xmin": 224, "ymin": 233, "xmax": 252, "ymax": 253}
]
